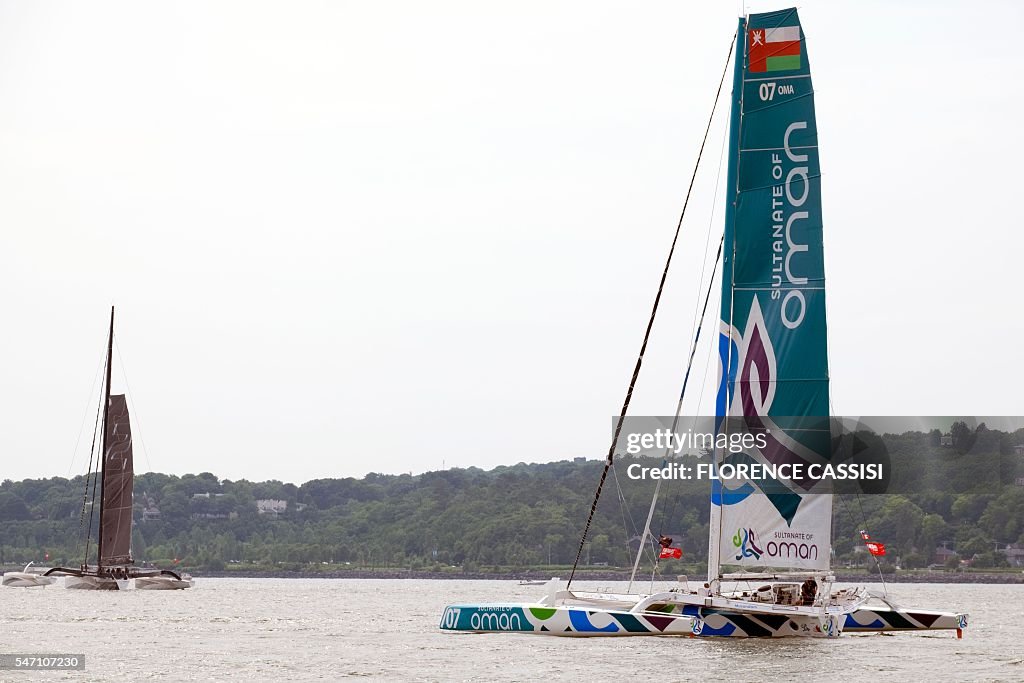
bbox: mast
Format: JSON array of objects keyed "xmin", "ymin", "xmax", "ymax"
[
  {"xmin": 707, "ymin": 15, "xmax": 747, "ymax": 586},
  {"xmin": 96, "ymin": 306, "xmax": 114, "ymax": 569}
]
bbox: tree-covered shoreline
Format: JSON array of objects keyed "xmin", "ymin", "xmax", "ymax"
[{"xmin": 2, "ymin": 426, "xmax": 1022, "ymax": 577}]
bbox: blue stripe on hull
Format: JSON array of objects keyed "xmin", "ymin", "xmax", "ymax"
[{"xmin": 439, "ymin": 604, "xmax": 694, "ymax": 637}]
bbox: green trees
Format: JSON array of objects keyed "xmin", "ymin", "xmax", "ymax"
[
  {"xmin": 0, "ymin": 492, "xmax": 30, "ymax": 520},
  {"xmin": 1, "ymin": 433, "xmax": 1022, "ymax": 572}
]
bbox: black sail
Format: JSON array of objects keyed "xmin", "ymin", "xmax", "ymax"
[{"xmin": 100, "ymin": 394, "xmax": 134, "ymax": 566}]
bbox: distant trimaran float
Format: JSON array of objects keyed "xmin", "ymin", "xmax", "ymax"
[{"xmin": 440, "ymin": 8, "xmax": 967, "ymax": 638}]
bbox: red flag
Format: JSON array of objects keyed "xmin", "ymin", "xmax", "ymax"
[
  {"xmin": 865, "ymin": 542, "xmax": 886, "ymax": 557},
  {"xmin": 659, "ymin": 547, "xmax": 682, "ymax": 560},
  {"xmin": 748, "ymin": 26, "xmax": 802, "ymax": 73}
]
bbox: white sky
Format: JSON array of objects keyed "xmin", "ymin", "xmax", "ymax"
[{"xmin": 2, "ymin": 1, "xmax": 1021, "ymax": 483}]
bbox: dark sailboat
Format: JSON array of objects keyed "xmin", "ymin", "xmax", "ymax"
[{"xmin": 47, "ymin": 307, "xmax": 193, "ymax": 590}]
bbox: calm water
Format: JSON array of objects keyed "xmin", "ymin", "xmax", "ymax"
[{"xmin": 0, "ymin": 579, "xmax": 1021, "ymax": 681}]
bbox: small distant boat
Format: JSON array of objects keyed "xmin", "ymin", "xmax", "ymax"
[
  {"xmin": 517, "ymin": 580, "xmax": 549, "ymax": 587},
  {"xmin": 46, "ymin": 307, "xmax": 193, "ymax": 591},
  {"xmin": 2, "ymin": 562, "xmax": 58, "ymax": 588}
]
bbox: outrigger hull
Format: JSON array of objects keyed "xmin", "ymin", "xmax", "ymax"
[
  {"xmin": 440, "ymin": 603, "xmax": 695, "ymax": 637},
  {"xmin": 653, "ymin": 585, "xmax": 967, "ymax": 638},
  {"xmin": 844, "ymin": 605, "xmax": 967, "ymax": 634},
  {"xmin": 135, "ymin": 574, "xmax": 195, "ymax": 590},
  {"xmin": 683, "ymin": 604, "xmax": 967, "ymax": 638},
  {"xmin": 685, "ymin": 608, "xmax": 842, "ymax": 638},
  {"xmin": 1, "ymin": 572, "xmax": 57, "ymax": 588}
]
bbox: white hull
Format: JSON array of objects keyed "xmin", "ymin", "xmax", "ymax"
[
  {"xmin": 135, "ymin": 575, "xmax": 194, "ymax": 590},
  {"xmin": 64, "ymin": 575, "xmax": 128, "ymax": 590},
  {"xmin": 441, "ymin": 580, "xmax": 695, "ymax": 637},
  {"xmin": 441, "ymin": 579, "xmax": 967, "ymax": 639},
  {"xmin": 441, "ymin": 599, "xmax": 695, "ymax": 636},
  {"xmin": 2, "ymin": 572, "xmax": 58, "ymax": 588}
]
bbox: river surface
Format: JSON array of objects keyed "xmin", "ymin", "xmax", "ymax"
[{"xmin": 0, "ymin": 579, "xmax": 1021, "ymax": 681}]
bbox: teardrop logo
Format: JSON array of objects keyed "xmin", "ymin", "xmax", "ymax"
[{"xmin": 738, "ymin": 297, "xmax": 776, "ymax": 417}]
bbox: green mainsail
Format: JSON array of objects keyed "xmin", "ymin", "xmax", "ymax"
[{"xmin": 710, "ymin": 8, "xmax": 832, "ymax": 575}]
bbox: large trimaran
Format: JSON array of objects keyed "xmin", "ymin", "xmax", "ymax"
[
  {"xmin": 440, "ymin": 8, "xmax": 968, "ymax": 638},
  {"xmin": 42, "ymin": 307, "xmax": 194, "ymax": 590}
]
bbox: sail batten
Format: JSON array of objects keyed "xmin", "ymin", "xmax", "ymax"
[{"xmin": 711, "ymin": 8, "xmax": 832, "ymax": 578}]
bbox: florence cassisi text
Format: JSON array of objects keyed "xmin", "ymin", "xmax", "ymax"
[{"xmin": 626, "ymin": 461, "xmax": 883, "ymax": 483}]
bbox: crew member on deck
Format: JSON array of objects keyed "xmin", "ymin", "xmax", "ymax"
[{"xmin": 801, "ymin": 578, "xmax": 817, "ymax": 606}]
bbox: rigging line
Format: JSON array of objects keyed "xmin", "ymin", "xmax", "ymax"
[
  {"xmin": 836, "ymin": 491, "xmax": 887, "ymax": 595},
  {"xmin": 678, "ymin": 236, "xmax": 724, "ymax": 419},
  {"xmin": 685, "ymin": 41, "xmax": 732, "ymax": 434},
  {"xmin": 828, "ymin": 414, "xmax": 882, "ymax": 588},
  {"xmin": 852, "ymin": 487, "xmax": 887, "ymax": 596},
  {"xmin": 611, "ymin": 466, "xmax": 636, "ymax": 563},
  {"xmin": 828, "ymin": 402, "xmax": 885, "ymax": 593},
  {"xmin": 637, "ymin": 476, "xmax": 675, "ymax": 582},
  {"xmin": 685, "ymin": 102, "xmax": 731, "ymax": 354},
  {"xmin": 629, "ymin": 473, "xmax": 665, "ymax": 592},
  {"xmin": 114, "ymin": 339, "xmax": 153, "ymax": 473},
  {"xmin": 567, "ymin": 29, "xmax": 738, "ymax": 589},
  {"xmin": 693, "ymin": 285, "xmax": 721, "ymax": 421},
  {"xmin": 81, "ymin": 353, "xmax": 108, "ymax": 567},
  {"xmin": 76, "ymin": 383, "xmax": 104, "ymax": 564},
  {"xmin": 610, "ymin": 464, "xmax": 646, "ymax": 566},
  {"xmin": 632, "ymin": 77, "xmax": 729, "ymax": 587},
  {"xmin": 690, "ymin": 248, "xmax": 725, "ymax": 423},
  {"xmin": 648, "ymin": 553, "xmax": 661, "ymax": 594},
  {"xmin": 60, "ymin": 345, "xmax": 105, "ymax": 560},
  {"xmin": 610, "ymin": 465, "xmax": 629, "ymax": 529},
  {"xmin": 87, "ymin": 468, "xmax": 101, "ymax": 566},
  {"xmin": 65, "ymin": 349, "xmax": 107, "ymax": 477},
  {"xmin": 628, "ymin": 235, "xmax": 725, "ymax": 591},
  {"xmin": 653, "ymin": 494, "xmax": 681, "ymax": 577},
  {"xmin": 687, "ymin": 122, "xmax": 727, "ymax": 425},
  {"xmin": 611, "ymin": 463, "xmax": 644, "ymax": 544}
]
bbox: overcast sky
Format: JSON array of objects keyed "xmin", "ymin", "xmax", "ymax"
[{"xmin": 2, "ymin": 1, "xmax": 1021, "ymax": 484}]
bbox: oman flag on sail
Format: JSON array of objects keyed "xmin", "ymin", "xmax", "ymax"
[
  {"xmin": 659, "ymin": 547, "xmax": 682, "ymax": 560},
  {"xmin": 749, "ymin": 26, "xmax": 801, "ymax": 73}
]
